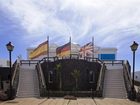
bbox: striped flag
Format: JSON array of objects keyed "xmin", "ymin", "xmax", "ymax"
[
  {"xmin": 29, "ymin": 40, "xmax": 48, "ymax": 59},
  {"xmin": 56, "ymin": 42, "xmax": 71, "ymax": 57}
]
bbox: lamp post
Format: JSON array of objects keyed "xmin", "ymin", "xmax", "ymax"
[
  {"xmin": 6, "ymin": 42, "xmax": 14, "ymax": 99},
  {"xmin": 130, "ymin": 41, "xmax": 138, "ymax": 100}
]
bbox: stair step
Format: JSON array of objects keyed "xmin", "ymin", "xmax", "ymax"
[
  {"xmin": 17, "ymin": 64, "xmax": 40, "ymax": 98},
  {"xmin": 103, "ymin": 66, "xmax": 127, "ymax": 99}
]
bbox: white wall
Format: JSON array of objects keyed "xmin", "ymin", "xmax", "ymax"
[
  {"xmin": 27, "ymin": 44, "xmax": 58, "ymax": 60},
  {"xmin": 71, "ymin": 43, "xmax": 80, "ymax": 55},
  {"xmin": 27, "ymin": 43, "xmax": 117, "ymax": 60},
  {"xmin": 0, "ymin": 58, "xmax": 9, "ymax": 67},
  {"xmin": 98, "ymin": 48, "xmax": 117, "ymax": 54},
  {"xmin": 27, "ymin": 48, "xmax": 34, "ymax": 59},
  {"xmin": 135, "ymin": 71, "xmax": 140, "ymax": 82}
]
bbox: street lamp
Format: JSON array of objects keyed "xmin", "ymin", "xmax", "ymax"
[
  {"xmin": 130, "ymin": 41, "xmax": 138, "ymax": 100},
  {"xmin": 6, "ymin": 42, "xmax": 14, "ymax": 99}
]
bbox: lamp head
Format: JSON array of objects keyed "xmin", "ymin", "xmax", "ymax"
[
  {"xmin": 6, "ymin": 42, "xmax": 14, "ymax": 51},
  {"xmin": 130, "ymin": 41, "xmax": 138, "ymax": 52}
]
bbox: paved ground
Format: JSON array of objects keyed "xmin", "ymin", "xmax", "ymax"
[{"xmin": 0, "ymin": 98, "xmax": 139, "ymax": 105}]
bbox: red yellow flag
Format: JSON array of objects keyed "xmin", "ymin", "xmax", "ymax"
[
  {"xmin": 29, "ymin": 41, "xmax": 48, "ymax": 59},
  {"xmin": 56, "ymin": 42, "xmax": 71, "ymax": 57}
]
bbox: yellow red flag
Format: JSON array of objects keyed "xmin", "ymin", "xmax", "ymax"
[
  {"xmin": 29, "ymin": 41, "xmax": 48, "ymax": 59},
  {"xmin": 56, "ymin": 42, "xmax": 71, "ymax": 57}
]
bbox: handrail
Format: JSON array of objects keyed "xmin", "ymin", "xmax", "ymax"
[
  {"xmin": 11, "ymin": 60, "xmax": 18, "ymax": 86},
  {"xmin": 39, "ymin": 56, "xmax": 101, "ymax": 64},
  {"xmin": 123, "ymin": 60, "xmax": 133, "ymax": 98},
  {"xmin": 102, "ymin": 60, "xmax": 124, "ymax": 65},
  {"xmin": 11, "ymin": 59, "xmax": 20, "ymax": 98},
  {"xmin": 20, "ymin": 60, "xmax": 39, "ymax": 65},
  {"xmin": 125, "ymin": 61, "xmax": 132, "ymax": 86},
  {"xmin": 96, "ymin": 62, "xmax": 106, "ymax": 96},
  {"xmin": 36, "ymin": 62, "xmax": 47, "ymax": 96},
  {"xmin": 38, "ymin": 63, "xmax": 46, "ymax": 88}
]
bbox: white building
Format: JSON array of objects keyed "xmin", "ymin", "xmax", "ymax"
[
  {"xmin": 97, "ymin": 48, "xmax": 117, "ymax": 60},
  {"xmin": 71, "ymin": 43, "xmax": 81, "ymax": 55},
  {"xmin": 27, "ymin": 44, "xmax": 58, "ymax": 60},
  {"xmin": 27, "ymin": 43, "xmax": 117, "ymax": 61},
  {"xmin": 79, "ymin": 44, "xmax": 117, "ymax": 60},
  {"xmin": 135, "ymin": 71, "xmax": 140, "ymax": 82},
  {"xmin": 0, "ymin": 58, "xmax": 9, "ymax": 67}
]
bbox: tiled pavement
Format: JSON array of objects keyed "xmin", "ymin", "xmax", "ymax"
[{"xmin": 0, "ymin": 98, "xmax": 140, "ymax": 105}]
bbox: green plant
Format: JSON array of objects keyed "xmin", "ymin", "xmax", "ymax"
[
  {"xmin": 71, "ymin": 69, "xmax": 80, "ymax": 90},
  {"xmin": 55, "ymin": 63, "xmax": 62, "ymax": 90}
]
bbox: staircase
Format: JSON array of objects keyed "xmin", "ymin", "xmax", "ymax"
[
  {"xmin": 17, "ymin": 64, "xmax": 40, "ymax": 98},
  {"xmin": 103, "ymin": 63, "xmax": 127, "ymax": 98}
]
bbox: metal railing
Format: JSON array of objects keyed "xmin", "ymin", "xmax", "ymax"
[
  {"xmin": 38, "ymin": 55, "xmax": 101, "ymax": 64},
  {"xmin": 11, "ymin": 60, "xmax": 20, "ymax": 98},
  {"xmin": 36, "ymin": 62, "xmax": 47, "ymax": 97},
  {"xmin": 123, "ymin": 60, "xmax": 133, "ymax": 99},
  {"xmin": 20, "ymin": 60, "xmax": 39, "ymax": 65},
  {"xmin": 96, "ymin": 62, "xmax": 106, "ymax": 97},
  {"xmin": 102, "ymin": 60, "xmax": 124, "ymax": 65},
  {"xmin": 12, "ymin": 60, "xmax": 18, "ymax": 86}
]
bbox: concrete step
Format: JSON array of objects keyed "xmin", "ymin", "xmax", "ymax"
[
  {"xmin": 17, "ymin": 92, "xmax": 39, "ymax": 95},
  {"xmin": 104, "ymin": 82, "xmax": 125, "ymax": 85},
  {"xmin": 104, "ymin": 95, "xmax": 127, "ymax": 98},
  {"xmin": 104, "ymin": 89, "xmax": 126, "ymax": 92},
  {"xmin": 103, "ymin": 66, "xmax": 127, "ymax": 99},
  {"xmin": 105, "ymin": 64, "xmax": 123, "ymax": 70},
  {"xmin": 17, "ymin": 64, "xmax": 40, "ymax": 98}
]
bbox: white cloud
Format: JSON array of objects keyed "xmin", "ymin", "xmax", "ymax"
[
  {"xmin": 0, "ymin": 0, "xmax": 140, "ymax": 70},
  {"xmin": 0, "ymin": 0, "xmax": 140, "ymax": 46}
]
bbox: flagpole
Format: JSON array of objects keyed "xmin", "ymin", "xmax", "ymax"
[
  {"xmin": 92, "ymin": 37, "xmax": 94, "ymax": 59},
  {"xmin": 47, "ymin": 36, "xmax": 50, "ymax": 98},
  {"xmin": 47, "ymin": 36, "xmax": 49, "ymax": 59},
  {"xmin": 70, "ymin": 37, "xmax": 71, "ymax": 58},
  {"xmin": 84, "ymin": 45, "xmax": 85, "ymax": 59}
]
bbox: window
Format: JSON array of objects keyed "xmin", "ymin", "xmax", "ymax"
[
  {"xmin": 48, "ymin": 71, "xmax": 53, "ymax": 83},
  {"xmin": 89, "ymin": 71, "xmax": 94, "ymax": 83}
]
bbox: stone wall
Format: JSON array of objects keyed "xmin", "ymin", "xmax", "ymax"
[{"xmin": 41, "ymin": 59, "xmax": 101, "ymax": 91}]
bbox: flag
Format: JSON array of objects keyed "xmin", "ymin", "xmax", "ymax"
[
  {"xmin": 29, "ymin": 41, "xmax": 48, "ymax": 59},
  {"xmin": 56, "ymin": 42, "xmax": 71, "ymax": 57},
  {"xmin": 79, "ymin": 42, "xmax": 93, "ymax": 58}
]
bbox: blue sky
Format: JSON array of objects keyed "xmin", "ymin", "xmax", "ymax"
[{"xmin": 0, "ymin": 0, "xmax": 140, "ymax": 71}]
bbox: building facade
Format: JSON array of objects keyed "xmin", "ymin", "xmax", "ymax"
[
  {"xmin": 39, "ymin": 58, "xmax": 101, "ymax": 97},
  {"xmin": 27, "ymin": 44, "xmax": 58, "ymax": 60},
  {"xmin": 0, "ymin": 58, "xmax": 9, "ymax": 67},
  {"xmin": 98, "ymin": 48, "xmax": 117, "ymax": 60},
  {"xmin": 27, "ymin": 43, "xmax": 117, "ymax": 61}
]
